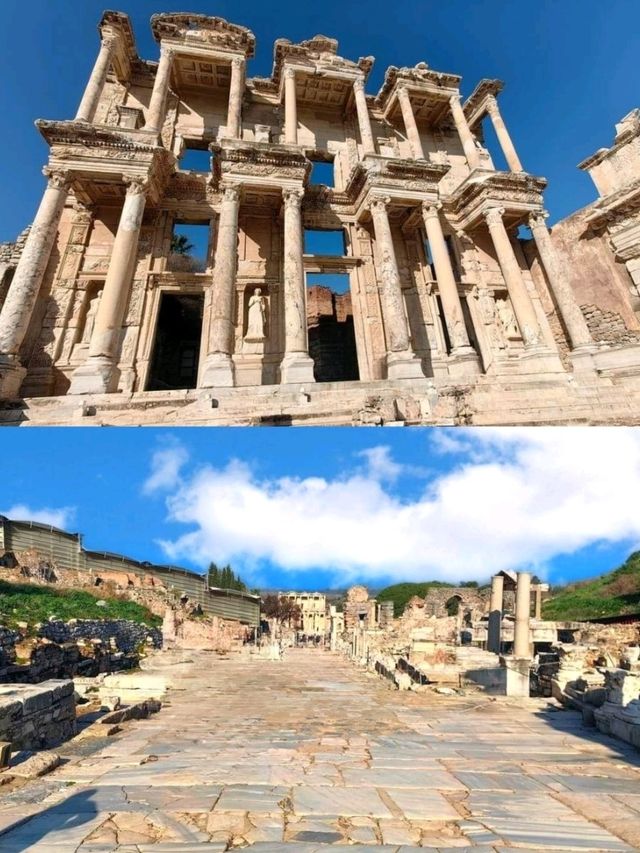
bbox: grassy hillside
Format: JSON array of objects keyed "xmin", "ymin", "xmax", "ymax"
[
  {"xmin": 543, "ymin": 551, "xmax": 640, "ymax": 621},
  {"xmin": 376, "ymin": 581, "xmax": 455, "ymax": 616},
  {"xmin": 0, "ymin": 579, "xmax": 161, "ymax": 630}
]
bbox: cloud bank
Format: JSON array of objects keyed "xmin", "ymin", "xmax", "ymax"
[{"xmin": 151, "ymin": 429, "xmax": 640, "ymax": 585}]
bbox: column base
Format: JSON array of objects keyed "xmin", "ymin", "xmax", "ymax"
[
  {"xmin": 0, "ymin": 355, "xmax": 27, "ymax": 400},
  {"xmin": 519, "ymin": 345, "xmax": 565, "ymax": 374},
  {"xmin": 68, "ymin": 357, "xmax": 118, "ymax": 395},
  {"xmin": 386, "ymin": 350, "xmax": 425, "ymax": 380},
  {"xmin": 500, "ymin": 655, "xmax": 532, "ymax": 698},
  {"xmin": 199, "ymin": 353, "xmax": 235, "ymax": 388},
  {"xmin": 569, "ymin": 344, "xmax": 599, "ymax": 374},
  {"xmin": 280, "ymin": 353, "xmax": 315, "ymax": 385},
  {"xmin": 448, "ymin": 347, "xmax": 481, "ymax": 378}
]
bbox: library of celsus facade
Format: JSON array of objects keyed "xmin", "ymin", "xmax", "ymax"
[{"xmin": 1, "ymin": 11, "xmax": 640, "ymax": 425}]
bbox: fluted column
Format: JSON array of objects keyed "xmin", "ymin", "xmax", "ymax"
[
  {"xmin": 450, "ymin": 94, "xmax": 481, "ymax": 170},
  {"xmin": 226, "ymin": 57, "xmax": 245, "ymax": 140},
  {"xmin": 514, "ymin": 572, "xmax": 532, "ymax": 659},
  {"xmin": 486, "ymin": 95, "xmax": 523, "ymax": 173},
  {"xmin": 76, "ymin": 35, "xmax": 117, "ymax": 123},
  {"xmin": 422, "ymin": 203, "xmax": 478, "ymax": 365},
  {"xmin": 145, "ymin": 45, "xmax": 174, "ymax": 134},
  {"xmin": 200, "ymin": 185, "xmax": 240, "ymax": 388},
  {"xmin": 484, "ymin": 207, "xmax": 542, "ymax": 349},
  {"xmin": 353, "ymin": 77, "xmax": 375, "ymax": 155},
  {"xmin": 0, "ymin": 169, "xmax": 71, "ymax": 398},
  {"xmin": 369, "ymin": 196, "xmax": 423, "ymax": 379},
  {"xmin": 69, "ymin": 178, "xmax": 148, "ymax": 395},
  {"xmin": 281, "ymin": 188, "xmax": 315, "ymax": 383},
  {"xmin": 529, "ymin": 210, "xmax": 593, "ymax": 350},
  {"xmin": 397, "ymin": 86, "xmax": 424, "ymax": 160},
  {"xmin": 487, "ymin": 574, "xmax": 504, "ymax": 654},
  {"xmin": 284, "ymin": 68, "xmax": 298, "ymax": 146}
]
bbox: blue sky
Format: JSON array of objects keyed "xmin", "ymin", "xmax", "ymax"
[
  {"xmin": 2, "ymin": 427, "xmax": 639, "ymax": 591},
  {"xmin": 1, "ymin": 0, "xmax": 638, "ymax": 242}
]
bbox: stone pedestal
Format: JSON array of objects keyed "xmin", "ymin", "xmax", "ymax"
[{"xmin": 503, "ymin": 655, "xmax": 531, "ymax": 697}]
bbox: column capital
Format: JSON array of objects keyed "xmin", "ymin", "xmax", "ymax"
[
  {"xmin": 449, "ymin": 92, "xmax": 462, "ymax": 106},
  {"xmin": 283, "ymin": 187, "xmax": 304, "ymax": 208},
  {"xmin": 101, "ymin": 34, "xmax": 118, "ymax": 52},
  {"xmin": 159, "ymin": 44, "xmax": 176, "ymax": 60},
  {"xmin": 528, "ymin": 209, "xmax": 550, "ymax": 228},
  {"xmin": 42, "ymin": 167, "xmax": 72, "ymax": 190},
  {"xmin": 231, "ymin": 56, "xmax": 245, "ymax": 70},
  {"xmin": 485, "ymin": 94, "xmax": 500, "ymax": 118},
  {"xmin": 221, "ymin": 184, "xmax": 241, "ymax": 204},
  {"xmin": 484, "ymin": 206, "xmax": 506, "ymax": 227},
  {"xmin": 284, "ymin": 67, "xmax": 296, "ymax": 80},
  {"xmin": 421, "ymin": 201, "xmax": 443, "ymax": 219},
  {"xmin": 124, "ymin": 176, "xmax": 150, "ymax": 196},
  {"xmin": 369, "ymin": 195, "xmax": 391, "ymax": 214},
  {"xmin": 353, "ymin": 76, "xmax": 366, "ymax": 94}
]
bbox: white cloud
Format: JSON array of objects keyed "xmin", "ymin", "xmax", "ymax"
[
  {"xmin": 357, "ymin": 445, "xmax": 404, "ymax": 482},
  {"xmin": 154, "ymin": 428, "xmax": 640, "ymax": 586},
  {"xmin": 1, "ymin": 504, "xmax": 75, "ymax": 530},
  {"xmin": 142, "ymin": 440, "xmax": 189, "ymax": 495}
]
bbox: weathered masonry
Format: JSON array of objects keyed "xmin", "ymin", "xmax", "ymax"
[
  {"xmin": 1, "ymin": 12, "xmax": 640, "ymax": 425},
  {"xmin": 0, "ymin": 515, "xmax": 260, "ymax": 626}
]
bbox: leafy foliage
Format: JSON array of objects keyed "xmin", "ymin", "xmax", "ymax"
[
  {"xmin": 542, "ymin": 551, "xmax": 640, "ymax": 620},
  {"xmin": 207, "ymin": 562, "xmax": 247, "ymax": 592},
  {"xmin": 170, "ymin": 234, "xmax": 195, "ymax": 255},
  {"xmin": 376, "ymin": 581, "xmax": 455, "ymax": 617},
  {"xmin": 0, "ymin": 579, "xmax": 161, "ymax": 630},
  {"xmin": 261, "ymin": 594, "xmax": 302, "ymax": 625}
]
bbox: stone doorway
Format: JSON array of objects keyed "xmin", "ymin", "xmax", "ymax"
[
  {"xmin": 147, "ymin": 293, "xmax": 204, "ymax": 391},
  {"xmin": 306, "ymin": 277, "xmax": 360, "ymax": 383}
]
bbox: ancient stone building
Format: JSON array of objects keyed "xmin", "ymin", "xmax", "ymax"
[{"xmin": 1, "ymin": 11, "xmax": 640, "ymax": 425}]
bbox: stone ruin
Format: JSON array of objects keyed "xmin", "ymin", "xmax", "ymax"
[{"xmin": 0, "ymin": 12, "xmax": 639, "ymax": 425}]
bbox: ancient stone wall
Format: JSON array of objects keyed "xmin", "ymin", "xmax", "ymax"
[
  {"xmin": 422, "ymin": 587, "xmax": 490, "ymax": 618},
  {"xmin": 0, "ymin": 680, "xmax": 75, "ymax": 750},
  {"xmin": 39, "ymin": 618, "xmax": 161, "ymax": 654}
]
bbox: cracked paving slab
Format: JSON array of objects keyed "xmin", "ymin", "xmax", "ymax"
[{"xmin": 0, "ymin": 648, "xmax": 638, "ymax": 850}]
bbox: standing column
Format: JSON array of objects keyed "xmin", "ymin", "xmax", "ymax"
[
  {"xmin": 513, "ymin": 572, "xmax": 532, "ymax": 659},
  {"xmin": 486, "ymin": 95, "xmax": 523, "ymax": 173},
  {"xmin": 281, "ymin": 188, "xmax": 315, "ymax": 383},
  {"xmin": 145, "ymin": 45, "xmax": 174, "ymax": 135},
  {"xmin": 69, "ymin": 178, "xmax": 148, "ymax": 395},
  {"xmin": 487, "ymin": 574, "xmax": 504, "ymax": 654},
  {"xmin": 284, "ymin": 68, "xmax": 298, "ymax": 145},
  {"xmin": 369, "ymin": 196, "xmax": 423, "ymax": 378},
  {"xmin": 353, "ymin": 77, "xmax": 375, "ymax": 155},
  {"xmin": 528, "ymin": 210, "xmax": 593, "ymax": 350},
  {"xmin": 0, "ymin": 169, "xmax": 71, "ymax": 398},
  {"xmin": 76, "ymin": 35, "xmax": 117, "ymax": 123},
  {"xmin": 200, "ymin": 185, "xmax": 240, "ymax": 388},
  {"xmin": 484, "ymin": 207, "xmax": 543, "ymax": 349},
  {"xmin": 422, "ymin": 203, "xmax": 477, "ymax": 358},
  {"xmin": 449, "ymin": 94, "xmax": 481, "ymax": 170},
  {"xmin": 397, "ymin": 86, "xmax": 425, "ymax": 160},
  {"xmin": 534, "ymin": 586, "xmax": 542, "ymax": 620},
  {"xmin": 226, "ymin": 57, "xmax": 245, "ymax": 140}
]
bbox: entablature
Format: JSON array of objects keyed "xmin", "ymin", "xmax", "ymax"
[
  {"xmin": 271, "ymin": 34, "xmax": 373, "ymax": 93},
  {"xmin": 150, "ymin": 14, "xmax": 256, "ymax": 59},
  {"xmin": 347, "ymin": 154, "xmax": 449, "ymax": 217},
  {"xmin": 445, "ymin": 171, "xmax": 547, "ymax": 230},
  {"xmin": 100, "ymin": 11, "xmax": 139, "ymax": 82},
  {"xmin": 212, "ymin": 139, "xmax": 311, "ymax": 192},
  {"xmin": 463, "ymin": 79, "xmax": 504, "ymax": 128},
  {"xmin": 377, "ymin": 63, "xmax": 461, "ymax": 126}
]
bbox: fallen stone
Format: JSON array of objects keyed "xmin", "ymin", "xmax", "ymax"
[
  {"xmin": 11, "ymin": 750, "xmax": 60, "ymax": 778},
  {"xmin": 0, "ymin": 741, "xmax": 10, "ymax": 769},
  {"xmin": 100, "ymin": 698, "xmax": 162, "ymax": 725}
]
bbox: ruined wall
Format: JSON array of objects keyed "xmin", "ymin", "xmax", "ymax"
[
  {"xmin": 39, "ymin": 619, "xmax": 161, "ymax": 654},
  {"xmin": 422, "ymin": 587, "xmax": 490, "ymax": 618},
  {"xmin": 0, "ymin": 680, "xmax": 75, "ymax": 750}
]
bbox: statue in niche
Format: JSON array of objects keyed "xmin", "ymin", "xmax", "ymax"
[
  {"xmin": 245, "ymin": 288, "xmax": 267, "ymax": 342},
  {"xmin": 80, "ymin": 289, "xmax": 103, "ymax": 344},
  {"xmin": 497, "ymin": 298, "xmax": 520, "ymax": 340}
]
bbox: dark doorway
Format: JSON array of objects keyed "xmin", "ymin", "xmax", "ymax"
[
  {"xmin": 147, "ymin": 293, "xmax": 204, "ymax": 391},
  {"xmin": 307, "ymin": 276, "xmax": 359, "ymax": 383}
]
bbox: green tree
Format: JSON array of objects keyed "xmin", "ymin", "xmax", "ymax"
[{"xmin": 171, "ymin": 234, "xmax": 195, "ymax": 255}]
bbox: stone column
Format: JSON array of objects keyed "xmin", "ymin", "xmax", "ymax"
[
  {"xmin": 534, "ymin": 586, "xmax": 542, "ymax": 620},
  {"xmin": 284, "ymin": 68, "xmax": 298, "ymax": 146},
  {"xmin": 226, "ymin": 57, "xmax": 245, "ymax": 140},
  {"xmin": 486, "ymin": 96, "xmax": 523, "ymax": 172},
  {"xmin": 76, "ymin": 35, "xmax": 117, "ymax": 123},
  {"xmin": 487, "ymin": 574, "xmax": 504, "ymax": 654},
  {"xmin": 145, "ymin": 45, "xmax": 174, "ymax": 134},
  {"xmin": 0, "ymin": 169, "xmax": 71, "ymax": 398},
  {"xmin": 484, "ymin": 207, "xmax": 542, "ymax": 349},
  {"xmin": 397, "ymin": 86, "xmax": 424, "ymax": 160},
  {"xmin": 422, "ymin": 203, "xmax": 479, "ymax": 370},
  {"xmin": 369, "ymin": 196, "xmax": 423, "ymax": 379},
  {"xmin": 200, "ymin": 185, "xmax": 241, "ymax": 388},
  {"xmin": 69, "ymin": 178, "xmax": 148, "ymax": 395},
  {"xmin": 353, "ymin": 77, "xmax": 375, "ymax": 155},
  {"xmin": 513, "ymin": 571, "xmax": 532, "ymax": 659},
  {"xmin": 528, "ymin": 210, "xmax": 593, "ymax": 350},
  {"xmin": 450, "ymin": 94, "xmax": 481, "ymax": 170},
  {"xmin": 281, "ymin": 188, "xmax": 315, "ymax": 383}
]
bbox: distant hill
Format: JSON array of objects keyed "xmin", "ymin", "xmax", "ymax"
[
  {"xmin": 543, "ymin": 551, "xmax": 640, "ymax": 621},
  {"xmin": 376, "ymin": 581, "xmax": 456, "ymax": 616}
]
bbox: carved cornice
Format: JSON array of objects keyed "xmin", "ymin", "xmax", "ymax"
[
  {"xmin": 37, "ymin": 120, "xmax": 157, "ymax": 154},
  {"xmin": 446, "ymin": 171, "xmax": 547, "ymax": 227},
  {"xmin": 150, "ymin": 14, "xmax": 256, "ymax": 58},
  {"xmin": 271, "ymin": 35, "xmax": 373, "ymax": 88},
  {"xmin": 99, "ymin": 11, "xmax": 139, "ymax": 80},
  {"xmin": 376, "ymin": 63, "xmax": 461, "ymax": 111},
  {"xmin": 585, "ymin": 178, "xmax": 640, "ymax": 226},
  {"xmin": 463, "ymin": 79, "xmax": 504, "ymax": 126}
]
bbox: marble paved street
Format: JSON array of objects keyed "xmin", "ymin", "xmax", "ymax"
[{"xmin": 1, "ymin": 648, "xmax": 640, "ymax": 851}]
